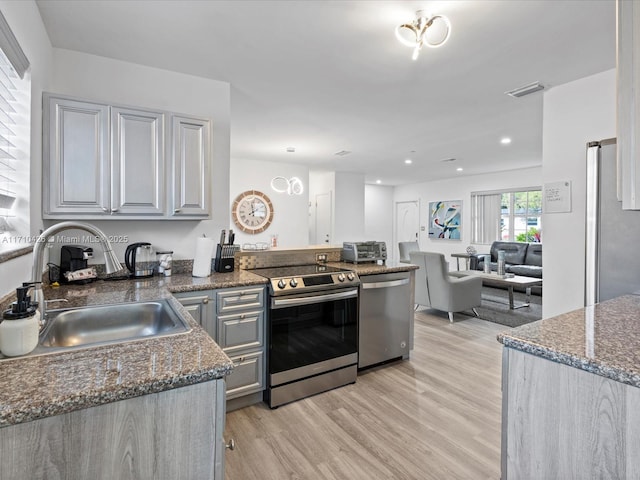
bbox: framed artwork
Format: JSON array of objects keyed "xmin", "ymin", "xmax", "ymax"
[{"xmin": 428, "ymin": 200, "xmax": 462, "ymax": 240}]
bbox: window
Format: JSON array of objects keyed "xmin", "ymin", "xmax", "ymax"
[
  {"xmin": 0, "ymin": 11, "xmax": 30, "ymax": 253},
  {"xmin": 471, "ymin": 188, "xmax": 542, "ymax": 244}
]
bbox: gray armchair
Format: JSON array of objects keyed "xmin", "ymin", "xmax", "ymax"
[
  {"xmin": 410, "ymin": 251, "xmax": 482, "ymax": 322},
  {"xmin": 398, "ymin": 241, "xmax": 420, "ymax": 263}
]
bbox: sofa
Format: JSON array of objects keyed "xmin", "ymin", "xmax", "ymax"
[{"xmin": 469, "ymin": 241, "xmax": 542, "ymax": 279}]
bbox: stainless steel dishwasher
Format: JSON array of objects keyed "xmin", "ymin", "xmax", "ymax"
[{"xmin": 358, "ymin": 271, "xmax": 413, "ymax": 369}]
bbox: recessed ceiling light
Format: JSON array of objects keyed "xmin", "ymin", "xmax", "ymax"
[
  {"xmin": 404, "ymin": 159, "xmax": 412, "ymax": 164},
  {"xmin": 376, "ymin": 179, "xmax": 382, "ymax": 184},
  {"xmin": 500, "ymin": 137, "xmax": 512, "ymax": 145},
  {"xmin": 286, "ymin": 146, "xmax": 295, "ymax": 153},
  {"xmin": 456, "ymin": 167, "xmax": 463, "ymax": 172}
]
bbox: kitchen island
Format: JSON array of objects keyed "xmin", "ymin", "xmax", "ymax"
[
  {"xmin": 498, "ymin": 294, "xmax": 640, "ymax": 479},
  {"xmin": 0, "ymin": 271, "xmax": 267, "ymax": 479}
]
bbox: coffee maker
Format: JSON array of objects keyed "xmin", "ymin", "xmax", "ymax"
[{"xmin": 60, "ymin": 245, "xmax": 94, "ymax": 284}]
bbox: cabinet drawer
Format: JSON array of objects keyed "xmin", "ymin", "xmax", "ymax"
[
  {"xmin": 216, "ymin": 287, "xmax": 264, "ymax": 314},
  {"xmin": 225, "ymin": 351, "xmax": 264, "ymax": 399},
  {"xmin": 217, "ymin": 310, "xmax": 264, "ymax": 354}
]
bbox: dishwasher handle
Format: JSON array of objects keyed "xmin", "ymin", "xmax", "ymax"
[{"xmin": 361, "ymin": 278, "xmax": 410, "ymax": 290}]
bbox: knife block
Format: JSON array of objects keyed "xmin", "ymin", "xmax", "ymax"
[{"xmin": 214, "ymin": 244, "xmax": 238, "ymax": 273}]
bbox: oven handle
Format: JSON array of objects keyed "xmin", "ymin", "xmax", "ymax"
[
  {"xmin": 271, "ymin": 288, "xmax": 359, "ymax": 309},
  {"xmin": 361, "ymin": 278, "xmax": 410, "ymax": 289}
]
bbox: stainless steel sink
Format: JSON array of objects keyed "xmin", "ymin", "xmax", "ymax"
[{"xmin": 38, "ymin": 299, "xmax": 191, "ymax": 351}]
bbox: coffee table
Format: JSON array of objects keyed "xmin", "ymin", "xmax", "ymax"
[{"xmin": 450, "ymin": 270, "xmax": 542, "ymax": 310}]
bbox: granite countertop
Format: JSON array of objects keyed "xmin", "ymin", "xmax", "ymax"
[
  {"xmin": 327, "ymin": 261, "xmax": 419, "ymax": 275},
  {"xmin": 498, "ymin": 295, "xmax": 640, "ymax": 388},
  {"xmin": 0, "ymin": 271, "xmax": 268, "ymax": 427}
]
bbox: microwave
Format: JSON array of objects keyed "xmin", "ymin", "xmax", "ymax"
[{"xmin": 342, "ymin": 241, "xmax": 387, "ymax": 264}]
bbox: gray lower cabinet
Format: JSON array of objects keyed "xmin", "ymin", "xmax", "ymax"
[
  {"xmin": 502, "ymin": 347, "xmax": 640, "ymax": 479},
  {"xmin": 175, "ymin": 286, "xmax": 266, "ymax": 408},
  {"xmin": 176, "ymin": 290, "xmax": 216, "ymax": 337},
  {"xmin": 0, "ymin": 380, "xmax": 226, "ymax": 480},
  {"xmin": 43, "ymin": 93, "xmax": 211, "ymax": 219}
]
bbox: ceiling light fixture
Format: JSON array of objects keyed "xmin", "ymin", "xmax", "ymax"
[
  {"xmin": 404, "ymin": 159, "xmax": 412, "ymax": 164},
  {"xmin": 501, "ymin": 137, "xmax": 512, "ymax": 145},
  {"xmin": 395, "ymin": 10, "xmax": 451, "ymax": 61},
  {"xmin": 376, "ymin": 180, "xmax": 382, "ymax": 184},
  {"xmin": 456, "ymin": 167, "xmax": 463, "ymax": 172},
  {"xmin": 505, "ymin": 81, "xmax": 545, "ymax": 98}
]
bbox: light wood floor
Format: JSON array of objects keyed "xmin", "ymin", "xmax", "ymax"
[{"xmin": 224, "ymin": 310, "xmax": 507, "ymax": 480}]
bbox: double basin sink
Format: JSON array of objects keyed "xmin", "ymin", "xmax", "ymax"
[{"xmin": 22, "ymin": 299, "xmax": 192, "ymax": 357}]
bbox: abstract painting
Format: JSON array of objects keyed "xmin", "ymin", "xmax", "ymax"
[{"xmin": 428, "ymin": 200, "xmax": 462, "ymax": 240}]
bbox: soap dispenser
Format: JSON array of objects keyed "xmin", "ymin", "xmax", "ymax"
[{"xmin": 0, "ymin": 282, "xmax": 40, "ymax": 357}]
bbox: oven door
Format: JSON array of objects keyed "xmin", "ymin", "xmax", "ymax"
[{"xmin": 269, "ymin": 288, "xmax": 358, "ymax": 385}]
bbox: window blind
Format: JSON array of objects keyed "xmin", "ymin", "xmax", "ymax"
[
  {"xmin": 0, "ymin": 47, "xmax": 17, "ymax": 218},
  {"xmin": 0, "ymin": 11, "xmax": 28, "ymax": 233}
]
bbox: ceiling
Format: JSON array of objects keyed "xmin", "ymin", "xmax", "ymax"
[{"xmin": 35, "ymin": 0, "xmax": 616, "ymax": 186}]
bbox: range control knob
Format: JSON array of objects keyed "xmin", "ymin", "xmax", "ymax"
[
  {"xmin": 338, "ymin": 273, "xmax": 346, "ymax": 282},
  {"xmin": 347, "ymin": 272, "xmax": 355, "ymax": 281},
  {"xmin": 290, "ymin": 278, "xmax": 298, "ymax": 288},
  {"xmin": 277, "ymin": 279, "xmax": 286, "ymax": 289}
]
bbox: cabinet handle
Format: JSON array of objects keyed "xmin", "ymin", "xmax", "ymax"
[
  {"xmin": 111, "ymin": 208, "xmax": 119, "ymax": 213},
  {"xmin": 225, "ymin": 439, "xmax": 236, "ymax": 451},
  {"xmin": 102, "ymin": 207, "xmax": 109, "ymax": 213},
  {"xmin": 240, "ymin": 314, "xmax": 245, "ymax": 319},
  {"xmin": 174, "ymin": 209, "xmax": 181, "ymax": 213},
  {"xmin": 203, "ymin": 298, "xmax": 209, "ymax": 304}
]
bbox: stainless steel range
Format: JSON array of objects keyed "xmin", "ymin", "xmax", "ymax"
[{"xmin": 251, "ymin": 264, "xmax": 360, "ymax": 408}]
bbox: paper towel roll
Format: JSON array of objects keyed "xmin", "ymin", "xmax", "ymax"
[{"xmin": 192, "ymin": 237, "xmax": 215, "ymax": 277}]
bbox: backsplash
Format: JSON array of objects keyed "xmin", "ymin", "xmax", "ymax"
[{"xmin": 236, "ymin": 246, "xmax": 342, "ymax": 270}]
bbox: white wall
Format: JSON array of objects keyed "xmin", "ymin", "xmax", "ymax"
[
  {"xmin": 542, "ymin": 68, "xmax": 616, "ymax": 317},
  {"xmin": 394, "ymin": 167, "xmax": 543, "ymax": 265},
  {"xmin": 45, "ymin": 48, "xmax": 231, "ymax": 262},
  {"xmin": 0, "ymin": 0, "xmax": 52, "ymax": 297},
  {"xmin": 364, "ymin": 184, "xmax": 394, "ymax": 259},
  {"xmin": 334, "ymin": 172, "xmax": 365, "ymax": 244},
  {"xmin": 229, "ymin": 158, "xmax": 309, "ymax": 247}
]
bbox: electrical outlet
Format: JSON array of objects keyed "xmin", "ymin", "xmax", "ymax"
[{"xmin": 316, "ymin": 253, "xmax": 328, "ymax": 263}]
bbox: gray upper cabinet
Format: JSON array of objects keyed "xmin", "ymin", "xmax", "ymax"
[
  {"xmin": 111, "ymin": 107, "xmax": 165, "ymax": 216},
  {"xmin": 43, "ymin": 95, "xmax": 110, "ymax": 216},
  {"xmin": 171, "ymin": 115, "xmax": 211, "ymax": 217},
  {"xmin": 43, "ymin": 93, "xmax": 211, "ymax": 219},
  {"xmin": 617, "ymin": 0, "xmax": 640, "ymax": 210}
]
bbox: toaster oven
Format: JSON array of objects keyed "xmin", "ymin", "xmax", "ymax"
[{"xmin": 342, "ymin": 241, "xmax": 387, "ymax": 264}]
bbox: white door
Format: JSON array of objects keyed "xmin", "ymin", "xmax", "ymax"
[
  {"xmin": 315, "ymin": 192, "xmax": 332, "ymax": 244},
  {"xmin": 395, "ymin": 200, "xmax": 419, "ymax": 260}
]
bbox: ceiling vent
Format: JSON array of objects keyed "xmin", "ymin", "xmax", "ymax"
[
  {"xmin": 334, "ymin": 150, "xmax": 352, "ymax": 157},
  {"xmin": 505, "ymin": 81, "xmax": 545, "ymax": 98}
]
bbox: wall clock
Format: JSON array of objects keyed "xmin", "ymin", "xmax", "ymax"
[{"xmin": 232, "ymin": 190, "xmax": 274, "ymax": 234}]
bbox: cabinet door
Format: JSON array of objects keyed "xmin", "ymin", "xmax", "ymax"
[
  {"xmin": 171, "ymin": 115, "xmax": 211, "ymax": 217},
  {"xmin": 225, "ymin": 351, "xmax": 264, "ymax": 400},
  {"xmin": 43, "ymin": 94, "xmax": 110, "ymax": 216},
  {"xmin": 175, "ymin": 292, "xmax": 215, "ymax": 338},
  {"xmin": 111, "ymin": 107, "xmax": 165, "ymax": 216},
  {"xmin": 217, "ymin": 310, "xmax": 264, "ymax": 354}
]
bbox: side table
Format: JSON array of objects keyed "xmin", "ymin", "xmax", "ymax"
[{"xmin": 451, "ymin": 253, "xmax": 472, "ymax": 271}]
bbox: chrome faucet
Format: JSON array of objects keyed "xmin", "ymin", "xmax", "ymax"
[{"xmin": 31, "ymin": 221, "xmax": 123, "ymax": 321}]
